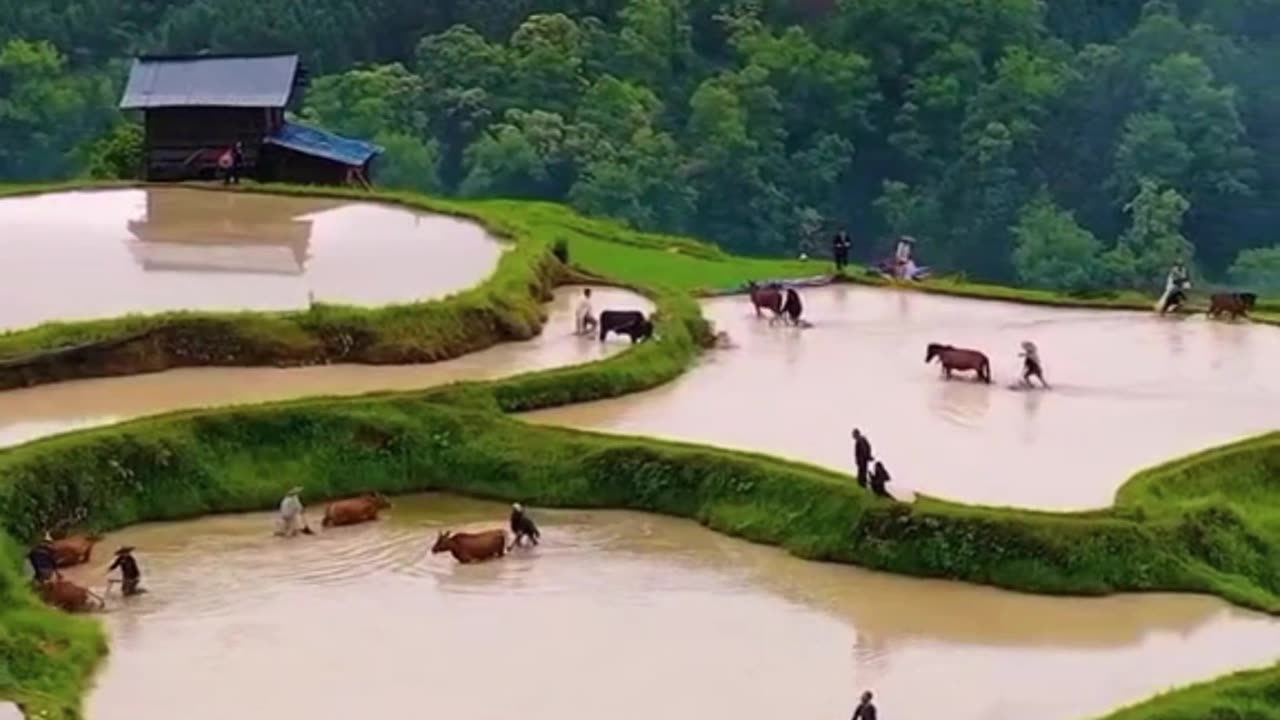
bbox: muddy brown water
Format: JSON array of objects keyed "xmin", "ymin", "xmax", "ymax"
[
  {"xmin": 526, "ymin": 285, "xmax": 1280, "ymax": 510},
  {"xmin": 0, "ymin": 188, "xmax": 507, "ymax": 332},
  {"xmin": 60, "ymin": 494, "xmax": 1280, "ymax": 720},
  {"xmin": 0, "ymin": 286, "xmax": 649, "ymax": 448}
]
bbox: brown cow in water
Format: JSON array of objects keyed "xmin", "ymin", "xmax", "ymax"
[
  {"xmin": 431, "ymin": 529, "xmax": 508, "ymax": 564},
  {"xmin": 322, "ymin": 493, "xmax": 392, "ymax": 528},
  {"xmin": 50, "ymin": 533, "xmax": 103, "ymax": 568},
  {"xmin": 747, "ymin": 281, "xmax": 785, "ymax": 321},
  {"xmin": 1207, "ymin": 292, "xmax": 1257, "ymax": 320},
  {"xmin": 37, "ymin": 578, "xmax": 105, "ymax": 613}
]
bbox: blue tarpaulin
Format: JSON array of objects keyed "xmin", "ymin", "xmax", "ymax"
[{"xmin": 265, "ymin": 122, "xmax": 383, "ymax": 167}]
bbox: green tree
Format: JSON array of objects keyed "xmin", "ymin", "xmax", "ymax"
[
  {"xmin": 83, "ymin": 120, "xmax": 142, "ymax": 179},
  {"xmin": 1108, "ymin": 179, "xmax": 1193, "ymax": 287},
  {"xmin": 416, "ymin": 26, "xmax": 509, "ymax": 190},
  {"xmin": 460, "ymin": 109, "xmax": 591, "ymax": 198},
  {"xmin": 371, "ymin": 132, "xmax": 442, "ymax": 194},
  {"xmin": 1227, "ymin": 245, "xmax": 1280, "ymax": 292},
  {"xmin": 577, "ymin": 75, "xmax": 662, "ymax": 142},
  {"xmin": 507, "ymin": 14, "xmax": 588, "ymax": 114},
  {"xmin": 0, "ymin": 39, "xmax": 113, "ymax": 179},
  {"xmin": 570, "ymin": 127, "xmax": 694, "ymax": 230},
  {"xmin": 300, "ymin": 63, "xmax": 426, "ymax": 139},
  {"xmin": 1144, "ymin": 52, "xmax": 1254, "ymax": 200},
  {"xmin": 1109, "ymin": 112, "xmax": 1192, "ymax": 200},
  {"xmin": 1012, "ymin": 192, "xmax": 1104, "ymax": 292},
  {"xmin": 613, "ymin": 0, "xmax": 695, "ymax": 93}
]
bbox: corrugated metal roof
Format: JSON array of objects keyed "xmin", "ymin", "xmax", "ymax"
[
  {"xmin": 120, "ymin": 54, "xmax": 300, "ymax": 109},
  {"xmin": 265, "ymin": 122, "xmax": 383, "ymax": 167}
]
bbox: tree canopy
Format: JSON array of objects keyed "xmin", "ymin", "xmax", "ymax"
[{"xmin": 4, "ymin": 0, "xmax": 1280, "ymax": 291}]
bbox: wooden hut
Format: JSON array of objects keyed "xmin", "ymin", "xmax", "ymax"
[{"xmin": 119, "ymin": 52, "xmax": 381, "ymax": 186}]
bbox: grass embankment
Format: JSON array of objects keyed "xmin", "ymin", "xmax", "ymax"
[
  {"xmin": 1096, "ymin": 662, "xmax": 1280, "ymax": 720},
  {"xmin": 529, "ymin": 204, "xmax": 1280, "ymax": 323},
  {"xmin": 2, "ymin": 183, "xmax": 1278, "ymax": 717},
  {"xmin": 2, "ymin": 392, "xmax": 1278, "ymax": 715},
  {"xmin": 2, "ymin": 181, "xmax": 1274, "ymax": 389}
]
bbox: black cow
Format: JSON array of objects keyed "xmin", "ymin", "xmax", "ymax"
[{"xmin": 599, "ymin": 310, "xmax": 654, "ymax": 343}]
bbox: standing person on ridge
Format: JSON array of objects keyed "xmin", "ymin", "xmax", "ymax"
[
  {"xmin": 870, "ymin": 461, "xmax": 893, "ymax": 499},
  {"xmin": 851, "ymin": 691, "xmax": 878, "ymax": 720},
  {"xmin": 832, "ymin": 231, "xmax": 851, "ymax": 273},
  {"xmin": 851, "ymin": 429, "xmax": 872, "ymax": 488}
]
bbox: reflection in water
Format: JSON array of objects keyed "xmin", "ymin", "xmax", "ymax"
[
  {"xmin": 1164, "ymin": 317, "xmax": 1187, "ymax": 357},
  {"xmin": 0, "ymin": 287, "xmax": 650, "ymax": 448},
  {"xmin": 525, "ymin": 287, "xmax": 1280, "ymax": 510},
  {"xmin": 0, "ymin": 188, "xmax": 508, "ymax": 331},
  {"xmin": 125, "ymin": 189, "xmax": 335, "ymax": 275},
  {"xmin": 63, "ymin": 495, "xmax": 1280, "ymax": 720},
  {"xmin": 931, "ymin": 379, "xmax": 992, "ymax": 427}
]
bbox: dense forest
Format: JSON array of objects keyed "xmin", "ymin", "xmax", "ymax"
[{"xmin": 3, "ymin": 0, "xmax": 1280, "ymax": 291}]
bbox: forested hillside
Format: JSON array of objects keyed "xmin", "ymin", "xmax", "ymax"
[{"xmin": 3, "ymin": 0, "xmax": 1279, "ymax": 290}]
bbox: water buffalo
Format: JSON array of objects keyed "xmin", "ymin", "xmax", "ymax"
[
  {"xmin": 748, "ymin": 281, "xmax": 784, "ymax": 319},
  {"xmin": 321, "ymin": 493, "xmax": 392, "ymax": 528},
  {"xmin": 431, "ymin": 529, "xmax": 507, "ymax": 564},
  {"xmin": 50, "ymin": 533, "xmax": 103, "ymax": 568},
  {"xmin": 37, "ymin": 578, "xmax": 105, "ymax": 613},
  {"xmin": 1208, "ymin": 292, "xmax": 1257, "ymax": 320},
  {"xmin": 598, "ymin": 310, "xmax": 654, "ymax": 343}
]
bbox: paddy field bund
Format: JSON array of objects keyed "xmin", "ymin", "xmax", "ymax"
[{"xmin": 0, "ymin": 182, "xmax": 1277, "ymax": 720}]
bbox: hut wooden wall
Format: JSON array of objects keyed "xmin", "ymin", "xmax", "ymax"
[{"xmin": 142, "ymin": 107, "xmax": 282, "ymax": 181}]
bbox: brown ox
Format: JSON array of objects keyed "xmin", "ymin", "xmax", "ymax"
[
  {"xmin": 322, "ymin": 493, "xmax": 392, "ymax": 528},
  {"xmin": 431, "ymin": 529, "xmax": 507, "ymax": 564},
  {"xmin": 37, "ymin": 578, "xmax": 105, "ymax": 613},
  {"xmin": 50, "ymin": 533, "xmax": 103, "ymax": 568},
  {"xmin": 1207, "ymin": 292, "xmax": 1257, "ymax": 320}
]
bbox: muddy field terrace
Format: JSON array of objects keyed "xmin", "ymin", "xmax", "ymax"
[{"xmin": 1, "ymin": 183, "xmax": 1279, "ymax": 720}]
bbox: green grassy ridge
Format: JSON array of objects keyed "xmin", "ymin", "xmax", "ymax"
[
  {"xmin": 2, "ymin": 182, "xmax": 1279, "ymax": 717},
  {"xmin": 3, "ymin": 181, "xmax": 1274, "ymax": 373},
  {"xmin": 1093, "ymin": 664, "xmax": 1280, "ymax": 720},
  {"xmin": 0, "ymin": 183, "xmax": 562, "ymax": 391},
  {"xmin": 2, "ymin": 389, "xmax": 1279, "ymax": 716}
]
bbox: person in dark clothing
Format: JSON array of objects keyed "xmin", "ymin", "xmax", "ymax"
[
  {"xmin": 782, "ymin": 287, "xmax": 804, "ymax": 325},
  {"xmin": 851, "ymin": 429, "xmax": 872, "ymax": 488},
  {"xmin": 851, "ymin": 691, "xmax": 878, "ymax": 720},
  {"xmin": 222, "ymin": 142, "xmax": 244, "ymax": 185},
  {"xmin": 108, "ymin": 546, "xmax": 144, "ymax": 596},
  {"xmin": 509, "ymin": 503, "xmax": 541, "ymax": 548},
  {"xmin": 870, "ymin": 462, "xmax": 893, "ymax": 499},
  {"xmin": 832, "ymin": 231, "xmax": 851, "ymax": 273},
  {"xmin": 28, "ymin": 533, "xmax": 58, "ymax": 584}
]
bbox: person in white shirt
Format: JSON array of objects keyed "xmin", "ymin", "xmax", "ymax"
[
  {"xmin": 1155, "ymin": 261, "xmax": 1191, "ymax": 314},
  {"xmin": 575, "ymin": 288, "xmax": 597, "ymax": 335},
  {"xmin": 894, "ymin": 236, "xmax": 914, "ymax": 279},
  {"xmin": 276, "ymin": 486, "xmax": 308, "ymax": 537}
]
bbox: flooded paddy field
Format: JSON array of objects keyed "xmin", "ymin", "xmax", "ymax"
[
  {"xmin": 0, "ymin": 286, "xmax": 648, "ymax": 447},
  {"xmin": 62, "ymin": 495, "xmax": 1280, "ymax": 720},
  {"xmin": 526, "ymin": 285, "xmax": 1280, "ymax": 510},
  {"xmin": 0, "ymin": 188, "xmax": 507, "ymax": 332}
]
